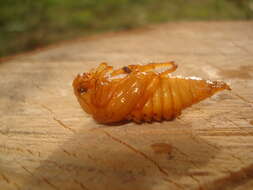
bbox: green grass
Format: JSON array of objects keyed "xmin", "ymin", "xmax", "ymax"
[{"xmin": 0, "ymin": 0, "xmax": 253, "ymax": 57}]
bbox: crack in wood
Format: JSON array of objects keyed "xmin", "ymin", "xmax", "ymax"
[
  {"xmin": 232, "ymin": 92, "xmax": 253, "ymax": 106},
  {"xmin": 1, "ymin": 173, "xmax": 10, "ymax": 184},
  {"xmin": 189, "ymin": 174, "xmax": 203, "ymax": 190},
  {"xmin": 53, "ymin": 117, "xmax": 76, "ymax": 133},
  {"xmin": 73, "ymin": 179, "xmax": 90, "ymax": 190},
  {"xmin": 40, "ymin": 104, "xmax": 55, "ymax": 115},
  {"xmin": 20, "ymin": 165, "xmax": 34, "ymax": 176},
  {"xmin": 231, "ymin": 41, "xmax": 251, "ymax": 54},
  {"xmin": 163, "ymin": 177, "xmax": 186, "ymax": 190},
  {"xmin": 224, "ymin": 117, "xmax": 253, "ymax": 136},
  {"xmin": 0, "ymin": 144, "xmax": 41, "ymax": 158},
  {"xmin": 1, "ymin": 173, "xmax": 21, "ymax": 190},
  {"xmin": 62, "ymin": 149, "xmax": 78, "ymax": 158},
  {"xmin": 42, "ymin": 177, "xmax": 59, "ymax": 190},
  {"xmin": 87, "ymin": 154, "xmax": 97, "ymax": 162},
  {"xmin": 26, "ymin": 149, "xmax": 34, "ymax": 155},
  {"xmin": 39, "ymin": 103, "xmax": 76, "ymax": 133},
  {"xmin": 19, "ymin": 163, "xmax": 59, "ymax": 190},
  {"xmin": 103, "ymin": 130, "xmax": 169, "ymax": 176}
]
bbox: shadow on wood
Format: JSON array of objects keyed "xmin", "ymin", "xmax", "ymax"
[{"xmin": 20, "ymin": 124, "xmax": 220, "ymax": 190}]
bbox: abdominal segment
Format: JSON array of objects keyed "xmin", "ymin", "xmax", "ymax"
[{"xmin": 127, "ymin": 77, "xmax": 229, "ymax": 122}]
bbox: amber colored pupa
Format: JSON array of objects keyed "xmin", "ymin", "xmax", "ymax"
[{"xmin": 73, "ymin": 62, "xmax": 231, "ymax": 124}]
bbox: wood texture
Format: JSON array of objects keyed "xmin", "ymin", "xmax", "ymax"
[{"xmin": 0, "ymin": 21, "xmax": 253, "ymax": 190}]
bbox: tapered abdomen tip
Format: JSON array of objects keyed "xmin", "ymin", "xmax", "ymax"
[{"xmin": 209, "ymin": 80, "xmax": 231, "ymax": 91}]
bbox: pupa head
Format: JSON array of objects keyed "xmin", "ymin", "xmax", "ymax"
[
  {"xmin": 72, "ymin": 72, "xmax": 96, "ymax": 114},
  {"xmin": 72, "ymin": 73, "xmax": 94, "ymax": 96}
]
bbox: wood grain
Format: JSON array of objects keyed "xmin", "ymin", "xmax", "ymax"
[{"xmin": 0, "ymin": 21, "xmax": 253, "ymax": 190}]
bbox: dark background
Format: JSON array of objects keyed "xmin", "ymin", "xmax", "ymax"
[{"xmin": 1, "ymin": 0, "xmax": 252, "ymax": 57}]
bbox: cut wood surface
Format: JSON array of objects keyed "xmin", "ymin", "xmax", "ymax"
[{"xmin": 0, "ymin": 21, "xmax": 253, "ymax": 190}]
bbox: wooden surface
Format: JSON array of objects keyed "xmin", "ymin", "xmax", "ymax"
[{"xmin": 0, "ymin": 21, "xmax": 253, "ymax": 190}]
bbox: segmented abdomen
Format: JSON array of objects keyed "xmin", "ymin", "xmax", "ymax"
[
  {"xmin": 73, "ymin": 62, "xmax": 231, "ymax": 124},
  {"xmin": 128, "ymin": 76, "xmax": 228, "ymax": 122}
]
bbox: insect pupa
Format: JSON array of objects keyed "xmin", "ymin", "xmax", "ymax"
[{"xmin": 73, "ymin": 62, "xmax": 231, "ymax": 124}]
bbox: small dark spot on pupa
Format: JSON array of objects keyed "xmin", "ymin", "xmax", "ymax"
[
  {"xmin": 122, "ymin": 66, "xmax": 132, "ymax": 73},
  {"xmin": 151, "ymin": 143, "xmax": 172, "ymax": 154},
  {"xmin": 250, "ymin": 120, "xmax": 253, "ymax": 126},
  {"xmin": 78, "ymin": 87, "xmax": 87, "ymax": 93}
]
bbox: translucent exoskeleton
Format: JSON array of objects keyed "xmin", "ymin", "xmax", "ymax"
[{"xmin": 73, "ymin": 62, "xmax": 231, "ymax": 124}]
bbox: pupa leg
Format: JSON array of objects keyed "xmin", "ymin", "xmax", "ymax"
[
  {"xmin": 95, "ymin": 62, "xmax": 108, "ymax": 73},
  {"xmin": 132, "ymin": 61, "xmax": 177, "ymax": 74},
  {"xmin": 159, "ymin": 62, "xmax": 178, "ymax": 76},
  {"xmin": 94, "ymin": 62, "xmax": 113, "ymax": 79},
  {"xmin": 111, "ymin": 61, "xmax": 177, "ymax": 76}
]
